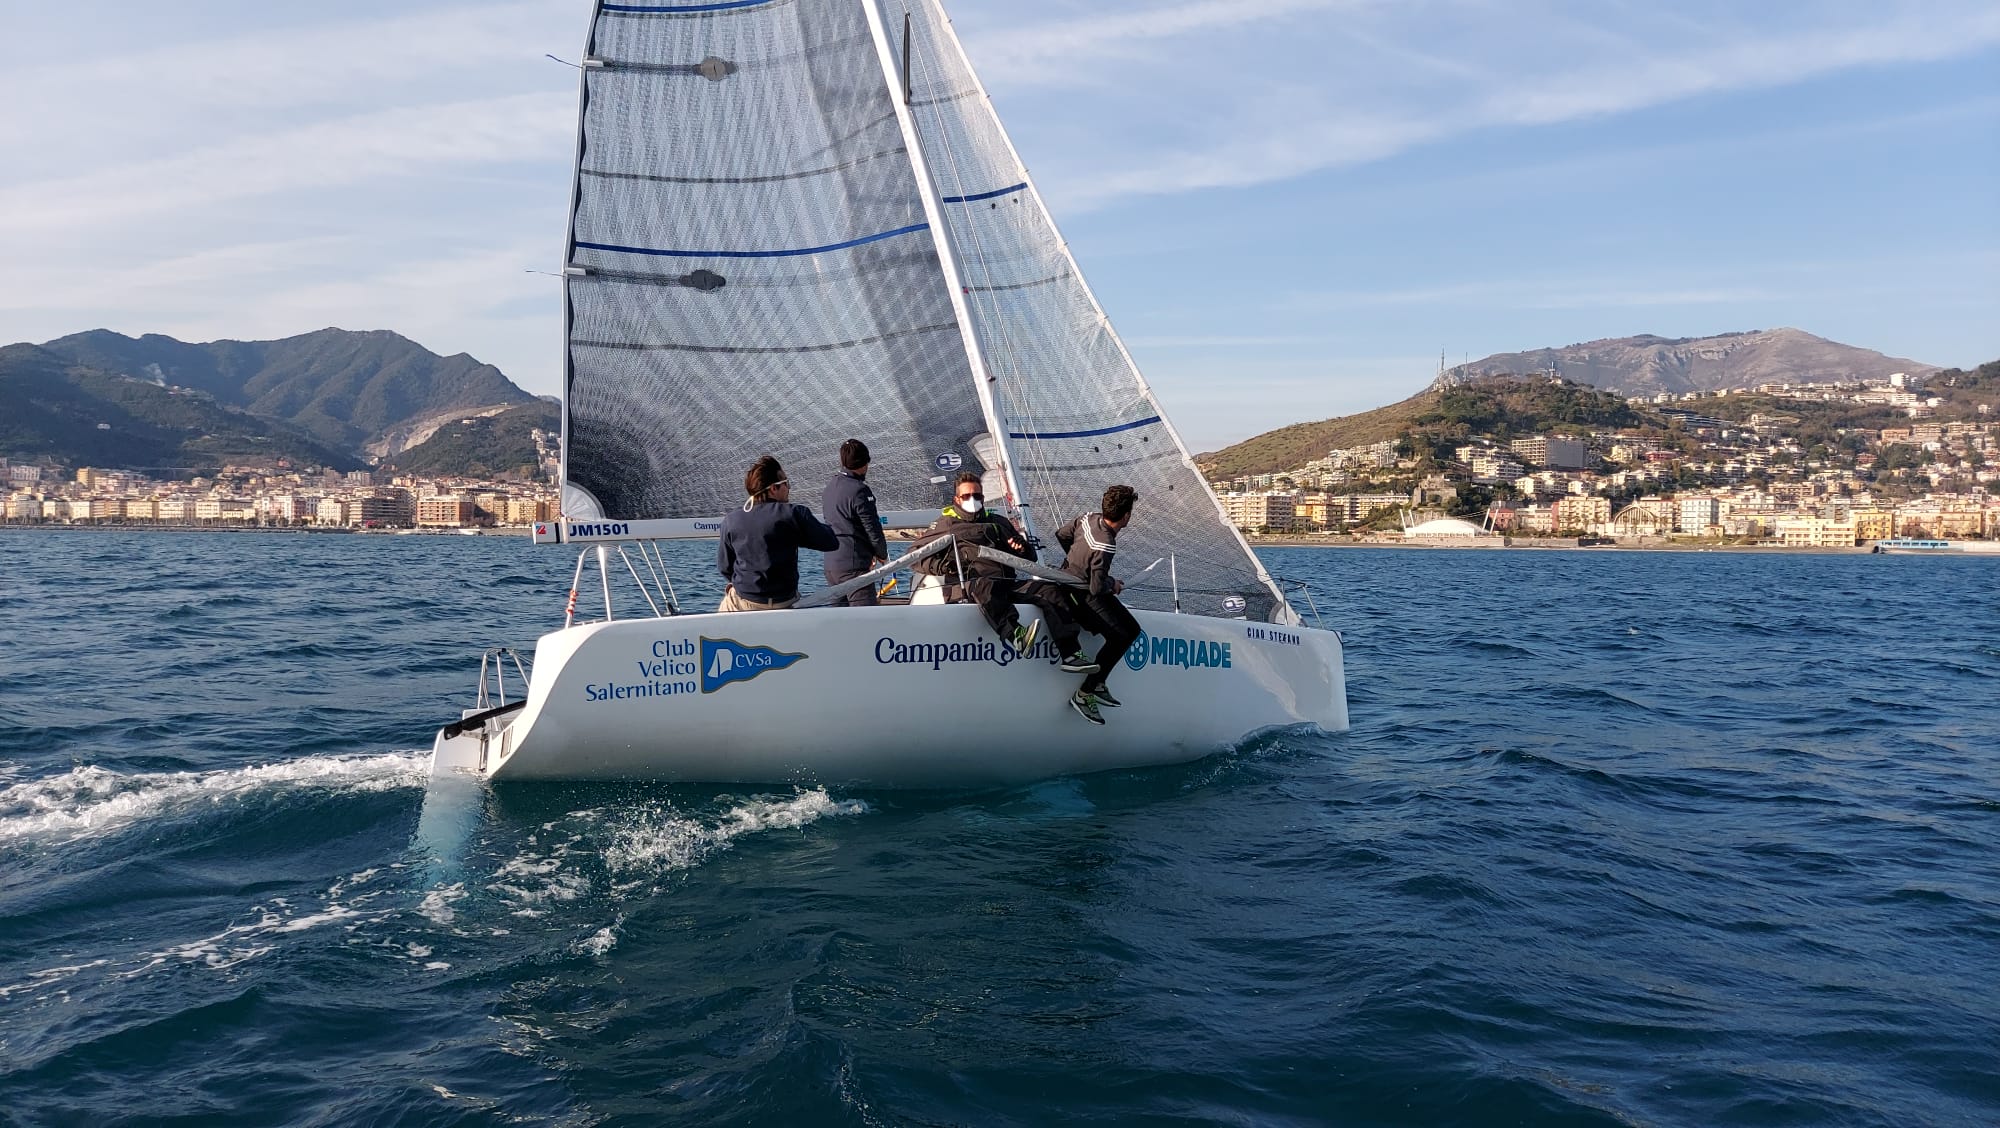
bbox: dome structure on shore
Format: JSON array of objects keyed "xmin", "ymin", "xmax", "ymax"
[{"xmin": 1403, "ymin": 516, "xmax": 1489, "ymax": 538}]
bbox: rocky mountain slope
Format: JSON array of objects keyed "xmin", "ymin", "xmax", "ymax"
[{"xmin": 1441, "ymin": 329, "xmax": 1935, "ymax": 397}]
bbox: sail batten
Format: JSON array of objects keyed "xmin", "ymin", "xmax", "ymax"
[{"xmin": 575, "ymin": 222, "xmax": 929, "ymax": 258}]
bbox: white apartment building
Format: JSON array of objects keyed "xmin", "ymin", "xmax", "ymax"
[
  {"xmin": 1677, "ymin": 496, "xmax": 1720, "ymax": 533},
  {"xmin": 1511, "ymin": 435, "xmax": 1587, "ymax": 469},
  {"xmin": 1221, "ymin": 492, "xmax": 1295, "ymax": 532}
]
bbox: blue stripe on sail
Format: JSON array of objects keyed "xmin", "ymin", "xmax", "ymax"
[
  {"xmin": 943, "ymin": 182, "xmax": 1027, "ymax": 204},
  {"xmin": 1010, "ymin": 416, "xmax": 1162, "ymax": 440},
  {"xmin": 602, "ymin": 0, "xmax": 772, "ymax": 12},
  {"xmin": 575, "ymin": 223, "xmax": 929, "ymax": 259}
]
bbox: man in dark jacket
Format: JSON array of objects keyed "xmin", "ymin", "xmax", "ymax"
[
  {"xmin": 1054, "ymin": 484, "xmax": 1143, "ymax": 724},
  {"xmin": 717, "ymin": 454, "xmax": 839, "ymax": 610},
  {"xmin": 822, "ymin": 439, "xmax": 890, "ymax": 607},
  {"xmin": 915, "ymin": 472, "xmax": 1090, "ymax": 668}
]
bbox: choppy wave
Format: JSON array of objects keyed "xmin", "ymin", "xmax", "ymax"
[
  {"xmin": 0, "ymin": 785, "xmax": 872, "ymax": 1014},
  {"xmin": 5, "ymin": 534, "xmax": 1998, "ymax": 1125},
  {"xmin": 605, "ymin": 789, "xmax": 869, "ymax": 874},
  {"xmin": 0, "ymin": 753, "xmax": 428, "ymax": 843}
]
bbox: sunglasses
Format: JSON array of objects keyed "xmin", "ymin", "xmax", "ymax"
[{"xmin": 956, "ymin": 491, "xmax": 984, "ymax": 502}]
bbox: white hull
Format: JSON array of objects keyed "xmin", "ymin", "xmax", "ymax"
[{"xmin": 432, "ymin": 604, "xmax": 1346, "ymax": 788}]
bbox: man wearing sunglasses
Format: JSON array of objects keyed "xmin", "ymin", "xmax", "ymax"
[
  {"xmin": 914, "ymin": 472, "xmax": 1096, "ymax": 685},
  {"xmin": 717, "ymin": 454, "xmax": 839, "ymax": 611}
]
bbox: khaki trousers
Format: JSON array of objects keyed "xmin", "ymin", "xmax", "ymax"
[{"xmin": 718, "ymin": 587, "xmax": 796, "ymax": 612}]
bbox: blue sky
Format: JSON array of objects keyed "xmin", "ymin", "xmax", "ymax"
[{"xmin": 1, "ymin": 0, "xmax": 1995, "ymax": 453}]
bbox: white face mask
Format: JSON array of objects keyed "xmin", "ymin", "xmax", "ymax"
[{"xmin": 958, "ymin": 497, "xmax": 983, "ymax": 515}]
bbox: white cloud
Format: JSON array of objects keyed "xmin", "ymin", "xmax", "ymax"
[
  {"xmin": 0, "ymin": 93, "xmax": 571, "ymax": 235},
  {"xmin": 961, "ymin": 1, "xmax": 2000, "ymax": 208},
  {"xmin": 972, "ymin": 0, "xmax": 1360, "ymax": 84},
  {"xmin": 3, "ymin": 0, "xmax": 1993, "ymax": 407},
  {"xmin": 0, "ymin": 2, "xmax": 576, "ymax": 159}
]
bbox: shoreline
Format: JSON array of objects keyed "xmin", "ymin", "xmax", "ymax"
[
  {"xmin": 1247, "ymin": 536, "xmax": 1892, "ymax": 555},
  {"xmin": 0, "ymin": 524, "xmax": 532, "ymax": 537},
  {"xmin": 7, "ymin": 525, "xmax": 1990, "ymax": 555}
]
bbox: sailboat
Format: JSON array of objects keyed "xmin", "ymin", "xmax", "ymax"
[{"xmin": 427, "ymin": 0, "xmax": 1348, "ymax": 788}]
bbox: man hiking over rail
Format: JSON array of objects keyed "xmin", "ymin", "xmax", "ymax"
[{"xmin": 1055, "ymin": 484, "xmax": 1143, "ymax": 725}]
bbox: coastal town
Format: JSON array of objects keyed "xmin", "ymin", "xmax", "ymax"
[
  {"xmin": 1210, "ymin": 373, "xmax": 2000, "ymax": 546},
  {"xmin": 0, "ymin": 427, "xmax": 561, "ymax": 533},
  {"xmin": 7, "ymin": 374, "xmax": 2000, "ymax": 549}
]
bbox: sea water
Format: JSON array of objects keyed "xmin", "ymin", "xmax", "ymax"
[{"xmin": 1, "ymin": 530, "xmax": 1995, "ymax": 1125}]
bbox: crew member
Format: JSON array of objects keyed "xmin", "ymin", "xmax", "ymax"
[
  {"xmin": 914, "ymin": 472, "xmax": 1088, "ymax": 666},
  {"xmin": 1055, "ymin": 484, "xmax": 1143, "ymax": 724},
  {"xmin": 717, "ymin": 455, "xmax": 838, "ymax": 611},
  {"xmin": 821, "ymin": 438, "xmax": 890, "ymax": 607}
]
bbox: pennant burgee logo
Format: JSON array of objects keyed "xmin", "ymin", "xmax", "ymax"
[{"xmin": 700, "ymin": 637, "xmax": 807, "ymax": 694}]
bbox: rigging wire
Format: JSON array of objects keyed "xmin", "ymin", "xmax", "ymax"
[{"xmin": 902, "ymin": 2, "xmax": 1066, "ymax": 539}]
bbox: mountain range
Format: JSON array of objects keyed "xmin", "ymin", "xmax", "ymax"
[
  {"xmin": 1439, "ymin": 328, "xmax": 1934, "ymax": 398},
  {"xmin": 1201, "ymin": 329, "xmax": 1958, "ymax": 479},
  {"xmin": 3, "ymin": 324, "xmax": 1959, "ymax": 486},
  {"xmin": 1, "ymin": 329, "xmax": 551, "ymax": 479}
]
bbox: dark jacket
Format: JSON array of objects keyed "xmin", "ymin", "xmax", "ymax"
[
  {"xmin": 717, "ymin": 501, "xmax": 839, "ymax": 603},
  {"xmin": 914, "ymin": 505, "xmax": 1031, "ymax": 580},
  {"xmin": 1056, "ymin": 512, "xmax": 1119, "ymax": 596},
  {"xmin": 822, "ymin": 469, "xmax": 889, "ymax": 579}
]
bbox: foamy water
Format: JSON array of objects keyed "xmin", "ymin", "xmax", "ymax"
[{"xmin": 0, "ymin": 753, "xmax": 428, "ymax": 843}]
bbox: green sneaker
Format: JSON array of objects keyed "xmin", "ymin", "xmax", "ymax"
[
  {"xmin": 1010, "ymin": 619, "xmax": 1041, "ymax": 654},
  {"xmin": 1059, "ymin": 652, "xmax": 1099, "ymax": 674},
  {"xmin": 1069, "ymin": 690, "xmax": 1104, "ymax": 725}
]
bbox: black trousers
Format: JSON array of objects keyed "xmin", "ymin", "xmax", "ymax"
[
  {"xmin": 1066, "ymin": 592, "xmax": 1141, "ymax": 693},
  {"xmin": 825, "ymin": 566, "xmax": 878, "ymax": 606},
  {"xmin": 962, "ymin": 575, "xmax": 1078, "ymax": 649}
]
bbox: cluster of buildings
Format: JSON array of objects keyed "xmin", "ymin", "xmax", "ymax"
[
  {"xmin": 1210, "ymin": 375, "xmax": 2000, "ymax": 546},
  {"xmin": 1, "ymin": 461, "xmax": 559, "ymax": 530}
]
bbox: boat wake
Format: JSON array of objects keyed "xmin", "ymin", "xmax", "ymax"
[
  {"xmin": 605, "ymin": 789, "xmax": 869, "ymax": 875},
  {"xmin": 0, "ymin": 753, "xmax": 429, "ymax": 844},
  {"xmin": 1, "ymin": 786, "xmax": 872, "ymax": 1013}
]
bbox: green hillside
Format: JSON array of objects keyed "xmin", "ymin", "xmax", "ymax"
[
  {"xmin": 38, "ymin": 328, "xmax": 535, "ymax": 451},
  {"xmin": 1197, "ymin": 387, "xmax": 1444, "ymax": 479},
  {"xmin": 0, "ymin": 344, "xmax": 363, "ymax": 473},
  {"xmin": 1200, "ymin": 376, "xmax": 1643, "ymax": 479},
  {"xmin": 383, "ymin": 402, "xmax": 560, "ymax": 479}
]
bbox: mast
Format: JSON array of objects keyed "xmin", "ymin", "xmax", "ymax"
[
  {"xmin": 555, "ymin": 3, "xmax": 601, "ymax": 524},
  {"xmin": 916, "ymin": 0, "xmax": 1291, "ymax": 618},
  {"xmin": 860, "ymin": 1, "xmax": 1036, "ymax": 543}
]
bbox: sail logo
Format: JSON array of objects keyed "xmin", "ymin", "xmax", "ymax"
[
  {"xmin": 700, "ymin": 637, "xmax": 806, "ymax": 693},
  {"xmin": 1126, "ymin": 630, "xmax": 1231, "ymax": 673}
]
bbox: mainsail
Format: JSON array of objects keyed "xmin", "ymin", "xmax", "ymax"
[
  {"xmin": 561, "ymin": 0, "xmax": 1292, "ymax": 623},
  {"xmin": 563, "ymin": 0, "xmax": 990, "ymax": 523}
]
